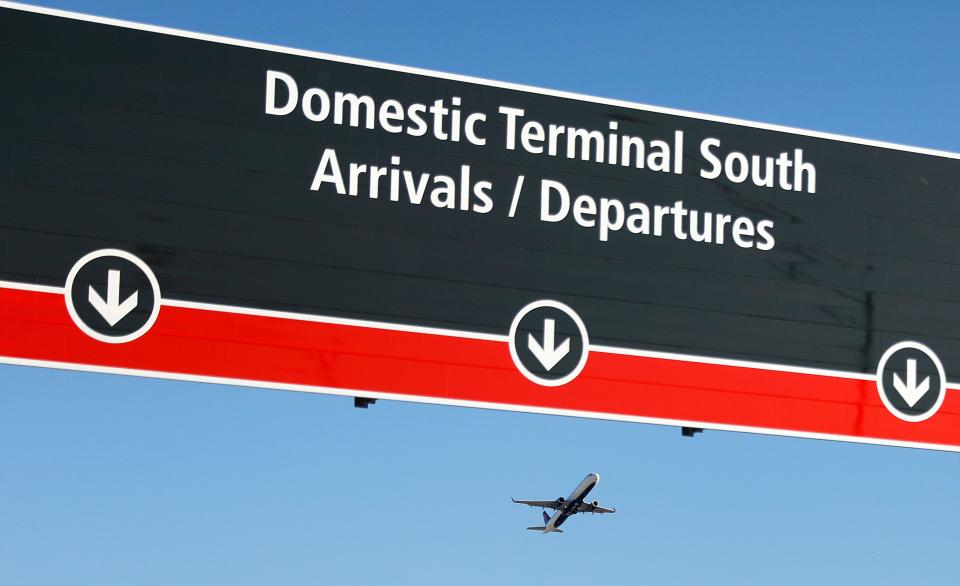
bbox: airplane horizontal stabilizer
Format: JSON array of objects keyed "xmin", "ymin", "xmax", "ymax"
[{"xmin": 526, "ymin": 526, "xmax": 547, "ymax": 531}]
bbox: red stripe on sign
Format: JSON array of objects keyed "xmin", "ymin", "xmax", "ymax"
[{"xmin": 1, "ymin": 286, "xmax": 959, "ymax": 448}]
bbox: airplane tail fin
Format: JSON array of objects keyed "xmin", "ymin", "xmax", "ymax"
[{"xmin": 542, "ymin": 511, "xmax": 551, "ymax": 524}]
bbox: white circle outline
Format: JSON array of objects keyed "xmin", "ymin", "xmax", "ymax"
[
  {"xmin": 875, "ymin": 340, "xmax": 946, "ymax": 423},
  {"xmin": 64, "ymin": 248, "xmax": 162, "ymax": 344},
  {"xmin": 508, "ymin": 299, "xmax": 589, "ymax": 387}
]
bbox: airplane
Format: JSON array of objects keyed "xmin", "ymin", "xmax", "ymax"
[{"xmin": 511, "ymin": 473, "xmax": 615, "ymax": 533}]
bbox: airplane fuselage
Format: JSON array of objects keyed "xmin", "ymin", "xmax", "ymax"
[{"xmin": 543, "ymin": 473, "xmax": 599, "ymax": 533}]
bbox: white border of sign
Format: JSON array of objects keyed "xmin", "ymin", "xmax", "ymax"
[{"xmin": 1, "ymin": 0, "xmax": 959, "ymax": 162}]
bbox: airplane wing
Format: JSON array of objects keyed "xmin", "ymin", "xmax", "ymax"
[
  {"xmin": 511, "ymin": 498, "xmax": 563, "ymax": 510},
  {"xmin": 576, "ymin": 502, "xmax": 616, "ymax": 514}
]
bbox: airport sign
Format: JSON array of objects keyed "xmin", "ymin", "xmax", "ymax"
[{"xmin": 2, "ymin": 2, "xmax": 960, "ymax": 450}]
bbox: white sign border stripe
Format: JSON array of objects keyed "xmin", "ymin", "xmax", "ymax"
[{"xmin": 0, "ymin": 354, "xmax": 957, "ymax": 453}]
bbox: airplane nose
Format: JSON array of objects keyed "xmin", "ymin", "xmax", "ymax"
[{"xmin": 589, "ymin": 473, "xmax": 600, "ymax": 482}]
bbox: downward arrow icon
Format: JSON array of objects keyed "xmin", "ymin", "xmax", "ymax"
[
  {"xmin": 527, "ymin": 318, "xmax": 570, "ymax": 371},
  {"xmin": 88, "ymin": 269, "xmax": 139, "ymax": 326},
  {"xmin": 892, "ymin": 358, "xmax": 931, "ymax": 408}
]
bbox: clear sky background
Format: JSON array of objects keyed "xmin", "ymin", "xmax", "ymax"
[{"xmin": 2, "ymin": 1, "xmax": 959, "ymax": 584}]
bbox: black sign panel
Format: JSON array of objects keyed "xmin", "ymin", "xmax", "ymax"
[{"xmin": 1, "ymin": 6, "xmax": 959, "ymax": 388}]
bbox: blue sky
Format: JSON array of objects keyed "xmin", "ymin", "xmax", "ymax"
[{"xmin": 2, "ymin": 1, "xmax": 960, "ymax": 584}]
